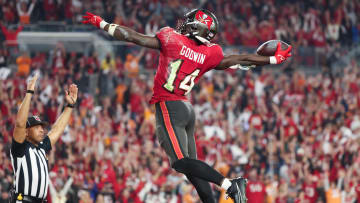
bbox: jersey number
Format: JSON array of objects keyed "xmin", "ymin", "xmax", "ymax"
[{"xmin": 163, "ymin": 59, "xmax": 200, "ymax": 95}]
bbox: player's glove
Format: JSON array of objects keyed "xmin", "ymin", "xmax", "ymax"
[
  {"xmin": 82, "ymin": 12, "xmax": 108, "ymax": 29},
  {"xmin": 270, "ymin": 42, "xmax": 292, "ymax": 64}
]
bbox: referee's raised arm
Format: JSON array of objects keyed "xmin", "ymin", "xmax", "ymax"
[
  {"xmin": 47, "ymin": 84, "xmax": 78, "ymax": 146},
  {"xmin": 12, "ymin": 73, "xmax": 38, "ymax": 143}
]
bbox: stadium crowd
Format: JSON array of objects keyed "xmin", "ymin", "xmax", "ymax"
[
  {"xmin": 0, "ymin": 0, "xmax": 360, "ymax": 203},
  {"xmin": 0, "ymin": 0, "xmax": 359, "ymax": 47},
  {"xmin": 0, "ymin": 45, "xmax": 360, "ymax": 203}
]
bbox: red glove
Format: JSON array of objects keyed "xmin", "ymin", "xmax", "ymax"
[
  {"xmin": 82, "ymin": 12, "xmax": 105, "ymax": 28},
  {"xmin": 270, "ymin": 42, "xmax": 292, "ymax": 64}
]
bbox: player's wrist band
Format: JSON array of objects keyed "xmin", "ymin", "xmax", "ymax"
[
  {"xmin": 269, "ymin": 56, "xmax": 277, "ymax": 64},
  {"xmin": 26, "ymin": 90, "xmax": 34, "ymax": 94},
  {"xmin": 100, "ymin": 21, "xmax": 108, "ymax": 29},
  {"xmin": 100, "ymin": 20, "xmax": 117, "ymax": 37},
  {"xmin": 108, "ymin": 24, "xmax": 118, "ymax": 36},
  {"xmin": 66, "ymin": 103, "xmax": 75, "ymax": 108}
]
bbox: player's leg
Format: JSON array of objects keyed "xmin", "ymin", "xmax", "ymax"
[
  {"xmin": 186, "ymin": 175, "xmax": 215, "ymax": 203},
  {"xmin": 155, "ymin": 101, "xmax": 189, "ymax": 165},
  {"xmin": 161, "ymin": 101, "xmax": 223, "ymax": 184},
  {"xmin": 185, "ymin": 108, "xmax": 216, "ymax": 203},
  {"xmin": 177, "ymin": 101, "xmax": 248, "ymax": 203},
  {"xmin": 155, "ymin": 101, "xmax": 223, "ymax": 184},
  {"xmin": 156, "ymin": 101, "xmax": 247, "ymax": 203}
]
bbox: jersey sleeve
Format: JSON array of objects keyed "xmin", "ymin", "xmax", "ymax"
[
  {"xmin": 207, "ymin": 44, "xmax": 224, "ymax": 70},
  {"xmin": 155, "ymin": 27, "xmax": 174, "ymax": 52},
  {"xmin": 39, "ymin": 136, "xmax": 52, "ymax": 153},
  {"xmin": 11, "ymin": 138, "xmax": 27, "ymax": 157}
]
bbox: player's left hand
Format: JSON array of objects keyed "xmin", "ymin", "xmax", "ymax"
[
  {"xmin": 273, "ymin": 42, "xmax": 292, "ymax": 64},
  {"xmin": 82, "ymin": 12, "xmax": 103, "ymax": 28},
  {"xmin": 65, "ymin": 84, "xmax": 78, "ymax": 105}
]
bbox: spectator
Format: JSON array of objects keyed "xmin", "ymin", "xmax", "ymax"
[
  {"xmin": 48, "ymin": 174, "xmax": 74, "ymax": 203},
  {"xmin": 43, "ymin": 0, "xmax": 59, "ymax": 21},
  {"xmin": 124, "ymin": 48, "xmax": 145, "ymax": 78},
  {"xmin": 100, "ymin": 53, "xmax": 115, "ymax": 74},
  {"xmin": 0, "ymin": 23, "xmax": 23, "ymax": 47},
  {"xmin": 78, "ymin": 190, "xmax": 94, "ymax": 203},
  {"xmin": 16, "ymin": 0, "xmax": 36, "ymax": 24},
  {"xmin": 1, "ymin": 1, "xmax": 17, "ymax": 24},
  {"xmin": 16, "ymin": 51, "xmax": 31, "ymax": 77},
  {"xmin": 246, "ymin": 169, "xmax": 266, "ymax": 203}
]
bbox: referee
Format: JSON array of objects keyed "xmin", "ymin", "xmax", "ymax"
[{"xmin": 10, "ymin": 74, "xmax": 78, "ymax": 203}]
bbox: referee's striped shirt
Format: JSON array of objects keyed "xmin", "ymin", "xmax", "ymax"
[{"xmin": 10, "ymin": 136, "xmax": 52, "ymax": 199}]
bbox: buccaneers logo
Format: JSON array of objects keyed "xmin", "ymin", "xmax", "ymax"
[
  {"xmin": 33, "ymin": 115, "xmax": 41, "ymax": 121},
  {"xmin": 195, "ymin": 10, "xmax": 213, "ymax": 30}
]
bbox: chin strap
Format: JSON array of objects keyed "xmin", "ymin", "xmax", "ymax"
[
  {"xmin": 229, "ymin": 64, "xmax": 256, "ymax": 71},
  {"xmin": 194, "ymin": 35, "xmax": 211, "ymax": 45}
]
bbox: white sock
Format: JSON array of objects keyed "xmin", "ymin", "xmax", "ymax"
[{"xmin": 220, "ymin": 178, "xmax": 232, "ymax": 190}]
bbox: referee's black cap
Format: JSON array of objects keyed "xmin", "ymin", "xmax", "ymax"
[{"xmin": 26, "ymin": 116, "xmax": 48, "ymax": 128}]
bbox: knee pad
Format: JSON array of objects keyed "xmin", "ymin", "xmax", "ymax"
[{"xmin": 172, "ymin": 157, "xmax": 191, "ymax": 174}]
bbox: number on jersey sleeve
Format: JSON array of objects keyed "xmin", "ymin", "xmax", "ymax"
[{"xmin": 163, "ymin": 59, "xmax": 200, "ymax": 95}]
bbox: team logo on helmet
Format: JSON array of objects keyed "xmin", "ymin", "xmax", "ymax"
[
  {"xmin": 195, "ymin": 10, "xmax": 213, "ymax": 30},
  {"xmin": 33, "ymin": 116, "xmax": 41, "ymax": 121}
]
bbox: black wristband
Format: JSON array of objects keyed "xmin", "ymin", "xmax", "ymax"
[
  {"xmin": 26, "ymin": 90, "xmax": 34, "ymax": 94},
  {"xmin": 66, "ymin": 103, "xmax": 75, "ymax": 108}
]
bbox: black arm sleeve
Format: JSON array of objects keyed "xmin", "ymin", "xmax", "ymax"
[
  {"xmin": 39, "ymin": 136, "xmax": 52, "ymax": 153},
  {"xmin": 11, "ymin": 138, "xmax": 27, "ymax": 157}
]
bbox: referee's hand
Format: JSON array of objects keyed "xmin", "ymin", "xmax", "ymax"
[
  {"xmin": 27, "ymin": 73, "xmax": 38, "ymax": 91},
  {"xmin": 65, "ymin": 84, "xmax": 78, "ymax": 105}
]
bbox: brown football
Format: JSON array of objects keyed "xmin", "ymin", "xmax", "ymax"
[{"xmin": 256, "ymin": 40, "xmax": 290, "ymax": 56}]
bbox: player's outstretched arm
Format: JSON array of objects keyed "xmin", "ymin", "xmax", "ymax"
[
  {"xmin": 215, "ymin": 42, "xmax": 292, "ymax": 70},
  {"xmin": 82, "ymin": 12, "xmax": 160, "ymax": 50}
]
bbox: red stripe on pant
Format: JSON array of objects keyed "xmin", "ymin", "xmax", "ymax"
[{"xmin": 160, "ymin": 102, "xmax": 184, "ymax": 159}]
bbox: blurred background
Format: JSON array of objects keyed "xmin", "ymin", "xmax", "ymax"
[{"xmin": 0, "ymin": 0, "xmax": 360, "ymax": 202}]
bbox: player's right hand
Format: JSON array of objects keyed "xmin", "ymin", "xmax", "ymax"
[{"xmin": 82, "ymin": 12, "xmax": 104, "ymax": 28}]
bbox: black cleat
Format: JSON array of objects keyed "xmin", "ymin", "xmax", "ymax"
[{"xmin": 226, "ymin": 177, "xmax": 248, "ymax": 203}]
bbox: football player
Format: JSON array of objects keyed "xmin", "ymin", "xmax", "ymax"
[{"xmin": 83, "ymin": 9, "xmax": 291, "ymax": 203}]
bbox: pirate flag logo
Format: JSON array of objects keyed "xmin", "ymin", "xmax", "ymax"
[{"xmin": 195, "ymin": 10, "xmax": 213, "ymax": 30}]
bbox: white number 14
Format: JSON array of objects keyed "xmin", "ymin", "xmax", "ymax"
[
  {"xmin": 179, "ymin": 69, "xmax": 200, "ymax": 95},
  {"xmin": 163, "ymin": 59, "xmax": 200, "ymax": 95}
]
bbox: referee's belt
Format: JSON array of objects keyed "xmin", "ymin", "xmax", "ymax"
[{"xmin": 16, "ymin": 193, "xmax": 47, "ymax": 202}]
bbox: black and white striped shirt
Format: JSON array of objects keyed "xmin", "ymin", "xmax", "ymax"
[{"xmin": 10, "ymin": 136, "xmax": 52, "ymax": 199}]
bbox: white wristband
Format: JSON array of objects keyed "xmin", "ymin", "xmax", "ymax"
[
  {"xmin": 108, "ymin": 24, "xmax": 118, "ymax": 36},
  {"xmin": 269, "ymin": 56, "xmax": 277, "ymax": 64},
  {"xmin": 100, "ymin": 21, "xmax": 108, "ymax": 29}
]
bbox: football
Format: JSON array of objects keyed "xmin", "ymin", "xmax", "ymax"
[{"xmin": 256, "ymin": 40, "xmax": 290, "ymax": 56}]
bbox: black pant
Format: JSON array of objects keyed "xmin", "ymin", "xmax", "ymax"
[
  {"xmin": 155, "ymin": 100, "xmax": 224, "ymax": 203},
  {"xmin": 155, "ymin": 100, "xmax": 196, "ymax": 164}
]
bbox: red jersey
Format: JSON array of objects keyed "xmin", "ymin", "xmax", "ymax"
[
  {"xmin": 150, "ymin": 27, "xmax": 224, "ymax": 104},
  {"xmin": 303, "ymin": 183, "xmax": 318, "ymax": 203},
  {"xmin": 355, "ymin": 184, "xmax": 360, "ymax": 202},
  {"xmin": 246, "ymin": 180, "xmax": 266, "ymax": 203}
]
